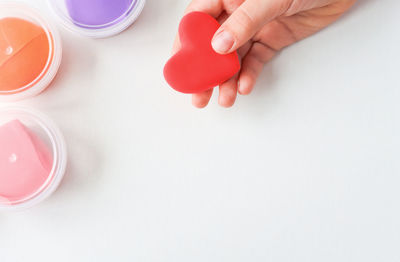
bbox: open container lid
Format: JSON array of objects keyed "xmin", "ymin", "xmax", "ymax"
[
  {"xmin": 48, "ymin": 0, "xmax": 146, "ymax": 38},
  {"xmin": 0, "ymin": 106, "xmax": 67, "ymax": 211},
  {"xmin": 0, "ymin": 2, "xmax": 62, "ymax": 102}
]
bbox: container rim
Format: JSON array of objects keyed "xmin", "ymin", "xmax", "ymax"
[
  {"xmin": 0, "ymin": 2, "xmax": 62, "ymax": 101},
  {"xmin": 0, "ymin": 105, "xmax": 67, "ymax": 211},
  {"xmin": 47, "ymin": 0, "xmax": 146, "ymax": 38}
]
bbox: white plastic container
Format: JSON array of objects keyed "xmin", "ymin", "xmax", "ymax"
[
  {"xmin": 0, "ymin": 106, "xmax": 67, "ymax": 211},
  {"xmin": 48, "ymin": 0, "xmax": 146, "ymax": 38},
  {"xmin": 0, "ymin": 2, "xmax": 62, "ymax": 102}
]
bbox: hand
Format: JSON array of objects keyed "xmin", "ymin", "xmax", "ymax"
[{"xmin": 172, "ymin": 0, "xmax": 357, "ymax": 108}]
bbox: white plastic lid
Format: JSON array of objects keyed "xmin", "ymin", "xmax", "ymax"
[
  {"xmin": 48, "ymin": 0, "xmax": 146, "ymax": 38},
  {"xmin": 0, "ymin": 106, "xmax": 67, "ymax": 211},
  {"xmin": 0, "ymin": 2, "xmax": 62, "ymax": 102}
]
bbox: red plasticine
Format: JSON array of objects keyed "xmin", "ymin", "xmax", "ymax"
[{"xmin": 164, "ymin": 12, "xmax": 241, "ymax": 94}]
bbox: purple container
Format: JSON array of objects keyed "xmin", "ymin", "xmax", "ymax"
[{"xmin": 48, "ymin": 0, "xmax": 146, "ymax": 38}]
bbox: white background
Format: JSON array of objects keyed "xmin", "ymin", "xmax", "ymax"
[{"xmin": 1, "ymin": 0, "xmax": 400, "ymax": 261}]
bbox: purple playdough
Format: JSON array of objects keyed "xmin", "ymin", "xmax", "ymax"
[{"xmin": 65, "ymin": 0, "xmax": 134, "ymax": 27}]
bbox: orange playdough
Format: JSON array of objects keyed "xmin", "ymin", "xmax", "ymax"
[{"xmin": 0, "ymin": 18, "xmax": 50, "ymax": 92}]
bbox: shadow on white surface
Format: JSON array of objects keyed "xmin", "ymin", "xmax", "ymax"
[
  {"xmin": 350, "ymin": 0, "xmax": 376, "ymax": 12},
  {"xmin": 57, "ymin": 131, "xmax": 104, "ymax": 194}
]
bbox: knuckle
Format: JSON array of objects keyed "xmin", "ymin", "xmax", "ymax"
[{"xmin": 229, "ymin": 7, "xmax": 256, "ymax": 35}]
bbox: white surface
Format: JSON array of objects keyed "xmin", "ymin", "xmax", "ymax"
[{"xmin": 1, "ymin": 0, "xmax": 400, "ymax": 261}]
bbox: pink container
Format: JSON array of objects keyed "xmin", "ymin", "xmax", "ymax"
[{"xmin": 0, "ymin": 106, "xmax": 67, "ymax": 211}]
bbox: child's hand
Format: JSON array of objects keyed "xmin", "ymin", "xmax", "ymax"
[{"xmin": 172, "ymin": 0, "xmax": 356, "ymax": 108}]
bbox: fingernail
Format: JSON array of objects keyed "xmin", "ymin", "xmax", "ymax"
[{"xmin": 212, "ymin": 30, "xmax": 234, "ymax": 54}]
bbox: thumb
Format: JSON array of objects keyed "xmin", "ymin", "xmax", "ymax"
[{"xmin": 211, "ymin": 0, "xmax": 292, "ymax": 54}]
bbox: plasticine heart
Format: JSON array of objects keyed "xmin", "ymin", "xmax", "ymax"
[{"xmin": 164, "ymin": 12, "xmax": 241, "ymax": 94}]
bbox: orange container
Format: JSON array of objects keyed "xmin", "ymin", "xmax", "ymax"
[{"xmin": 0, "ymin": 3, "xmax": 62, "ymax": 102}]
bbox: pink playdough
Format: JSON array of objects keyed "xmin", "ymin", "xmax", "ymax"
[{"xmin": 0, "ymin": 120, "xmax": 53, "ymax": 204}]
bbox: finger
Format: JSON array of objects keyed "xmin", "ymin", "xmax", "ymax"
[
  {"xmin": 192, "ymin": 89, "xmax": 214, "ymax": 108},
  {"xmin": 218, "ymin": 76, "xmax": 238, "ymax": 108},
  {"xmin": 237, "ymin": 41, "xmax": 252, "ymax": 58},
  {"xmin": 172, "ymin": 34, "xmax": 181, "ymax": 55},
  {"xmin": 216, "ymin": 11, "xmax": 229, "ymax": 24},
  {"xmin": 211, "ymin": 0, "xmax": 291, "ymax": 54},
  {"xmin": 184, "ymin": 0, "xmax": 223, "ymax": 17},
  {"xmin": 238, "ymin": 42, "xmax": 275, "ymax": 95}
]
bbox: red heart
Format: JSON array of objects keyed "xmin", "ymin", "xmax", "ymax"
[{"xmin": 164, "ymin": 12, "xmax": 241, "ymax": 94}]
